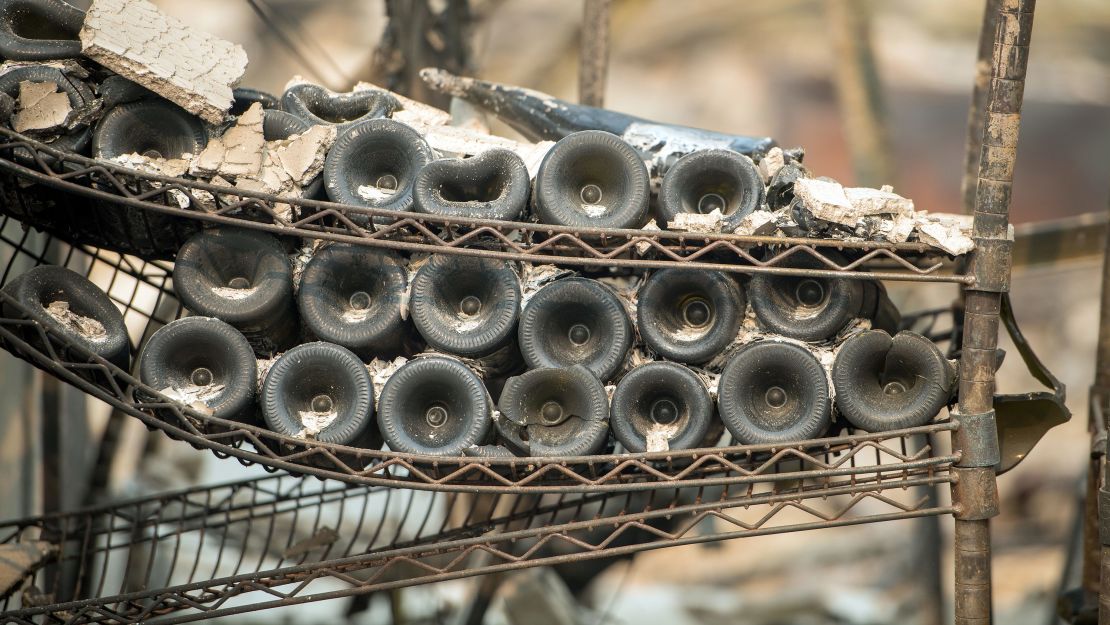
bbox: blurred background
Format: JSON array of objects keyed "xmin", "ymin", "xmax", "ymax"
[{"xmin": 2, "ymin": 0, "xmax": 1108, "ymax": 623}]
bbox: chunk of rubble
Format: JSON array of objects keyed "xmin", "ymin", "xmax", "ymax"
[
  {"xmin": 192, "ymin": 103, "xmax": 264, "ymax": 178},
  {"xmin": 11, "ymin": 81, "xmax": 72, "ymax": 133},
  {"xmin": 915, "ymin": 213, "xmax": 976, "ymax": 256},
  {"xmin": 190, "ymin": 105, "xmax": 335, "ymax": 219},
  {"xmin": 733, "ymin": 209, "xmax": 777, "ymax": 236},
  {"xmin": 635, "ymin": 219, "xmax": 660, "ymax": 254},
  {"xmin": 667, "ymin": 209, "xmax": 725, "ymax": 233},
  {"xmin": 79, "ymin": 0, "xmax": 248, "ymax": 125},
  {"xmin": 757, "ymin": 146, "xmax": 785, "ymax": 182},
  {"xmin": 794, "ymin": 178, "xmax": 915, "ymax": 228},
  {"xmin": 407, "ymin": 119, "xmax": 553, "ymax": 177}
]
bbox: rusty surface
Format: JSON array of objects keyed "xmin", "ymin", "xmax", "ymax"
[
  {"xmin": 954, "ymin": 1, "xmax": 1036, "ymax": 623},
  {"xmin": 961, "ymin": 0, "xmax": 1002, "ymax": 215}
]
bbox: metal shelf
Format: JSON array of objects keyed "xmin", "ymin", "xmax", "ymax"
[
  {"xmin": 0, "ymin": 186, "xmax": 962, "ymax": 493},
  {"xmin": 0, "ymin": 464, "xmax": 953, "ymax": 624},
  {"xmin": 0, "ymin": 127, "xmax": 968, "ymax": 284}
]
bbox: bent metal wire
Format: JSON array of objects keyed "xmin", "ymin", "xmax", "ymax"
[
  {"xmin": 0, "ymin": 467, "xmax": 955, "ymax": 624},
  {"xmin": 0, "ymin": 127, "xmax": 969, "ymax": 284}
]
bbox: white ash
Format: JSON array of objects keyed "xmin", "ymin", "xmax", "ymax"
[
  {"xmin": 289, "ymin": 240, "xmax": 323, "ymax": 294},
  {"xmin": 111, "ymin": 152, "xmax": 191, "ymax": 178},
  {"xmin": 79, "ymin": 0, "xmax": 247, "ymax": 125},
  {"xmin": 732, "ymin": 209, "xmax": 777, "ymax": 236},
  {"xmin": 366, "ymin": 356, "xmax": 408, "ymax": 407},
  {"xmin": 293, "ymin": 408, "xmax": 338, "ymax": 440},
  {"xmin": 256, "ymin": 356, "xmax": 276, "ymax": 389},
  {"xmin": 645, "ymin": 421, "xmax": 682, "ymax": 453},
  {"xmin": 518, "ymin": 263, "xmax": 575, "ymax": 307},
  {"xmin": 159, "ymin": 383, "xmax": 223, "ymax": 415},
  {"xmin": 11, "ymin": 81, "xmax": 71, "ymax": 133},
  {"xmin": 357, "ymin": 184, "xmax": 398, "ymax": 202},
  {"xmin": 758, "ymin": 146, "xmax": 785, "ymax": 183},
  {"xmin": 667, "ymin": 208, "xmax": 725, "ymax": 233},
  {"xmin": 45, "ymin": 300, "xmax": 107, "ymax": 340},
  {"xmin": 210, "ymin": 285, "xmax": 258, "ymax": 300},
  {"xmin": 580, "ymin": 203, "xmax": 607, "ymax": 218}
]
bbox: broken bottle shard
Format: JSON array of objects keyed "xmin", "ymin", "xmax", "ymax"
[{"xmin": 419, "ymin": 68, "xmax": 778, "ymax": 162}]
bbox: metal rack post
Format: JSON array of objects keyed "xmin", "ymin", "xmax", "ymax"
[{"xmin": 953, "ymin": 1, "xmax": 1036, "ymax": 623}]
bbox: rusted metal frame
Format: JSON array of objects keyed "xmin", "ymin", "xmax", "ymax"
[
  {"xmin": 2, "ymin": 476, "xmax": 955, "ymax": 625},
  {"xmin": 579, "ymin": 0, "xmax": 611, "ymax": 107},
  {"xmin": 953, "ymin": 1, "xmax": 1036, "ymax": 624},
  {"xmin": 0, "ymin": 285, "xmax": 958, "ymax": 491}
]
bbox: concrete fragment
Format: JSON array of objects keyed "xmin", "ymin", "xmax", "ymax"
[
  {"xmin": 795, "ymin": 178, "xmax": 915, "ymax": 229},
  {"xmin": 843, "ymin": 186, "xmax": 915, "ymax": 217},
  {"xmin": 271, "ymin": 124, "xmax": 336, "ymax": 186},
  {"xmin": 11, "ymin": 81, "xmax": 72, "ymax": 132},
  {"xmin": 915, "ymin": 214, "xmax": 976, "ymax": 255},
  {"xmin": 79, "ymin": 0, "xmax": 248, "ymax": 125},
  {"xmin": 733, "ymin": 209, "xmax": 777, "ymax": 236},
  {"xmin": 667, "ymin": 209, "xmax": 725, "ymax": 233},
  {"xmin": 758, "ymin": 146, "xmax": 785, "ymax": 182},
  {"xmin": 191, "ymin": 103, "xmax": 265, "ymax": 178},
  {"xmin": 793, "ymin": 178, "xmax": 857, "ymax": 226}
]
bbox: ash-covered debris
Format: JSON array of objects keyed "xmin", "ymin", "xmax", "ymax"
[
  {"xmin": 367, "ymin": 356, "xmax": 408, "ymax": 405},
  {"xmin": 111, "ymin": 152, "xmax": 191, "ymax": 178},
  {"xmin": 45, "ymin": 300, "xmax": 107, "ymax": 340},
  {"xmin": 668, "ymin": 209, "xmax": 725, "ymax": 233},
  {"xmin": 11, "ymin": 81, "xmax": 71, "ymax": 133},
  {"xmin": 916, "ymin": 213, "xmax": 977, "ymax": 255},
  {"xmin": 158, "ymin": 383, "xmax": 223, "ymax": 415},
  {"xmin": 758, "ymin": 146, "xmax": 786, "ymax": 182},
  {"xmin": 79, "ymin": 0, "xmax": 247, "ymax": 124}
]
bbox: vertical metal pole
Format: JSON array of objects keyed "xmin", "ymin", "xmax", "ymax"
[
  {"xmin": 960, "ymin": 0, "xmax": 1002, "ymax": 215},
  {"xmin": 579, "ymin": 0, "xmax": 611, "ymax": 107},
  {"xmin": 953, "ymin": 1, "xmax": 1036, "ymax": 624}
]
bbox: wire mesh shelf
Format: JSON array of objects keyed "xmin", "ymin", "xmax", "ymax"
[
  {"xmin": 0, "ymin": 128, "xmax": 969, "ymax": 284},
  {"xmin": 0, "ymin": 459, "xmax": 954, "ymax": 624},
  {"xmin": 0, "ymin": 187, "xmax": 962, "ymax": 492}
]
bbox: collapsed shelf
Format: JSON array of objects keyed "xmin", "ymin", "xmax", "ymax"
[
  {"xmin": 0, "ymin": 128, "xmax": 968, "ymax": 284},
  {"xmin": 0, "ymin": 461, "xmax": 954, "ymax": 625}
]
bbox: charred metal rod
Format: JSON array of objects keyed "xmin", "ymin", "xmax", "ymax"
[
  {"xmin": 419, "ymin": 68, "xmax": 779, "ymax": 159},
  {"xmin": 961, "ymin": 0, "xmax": 1003, "ymax": 215},
  {"xmin": 955, "ymin": 1, "xmax": 1037, "ymax": 624}
]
